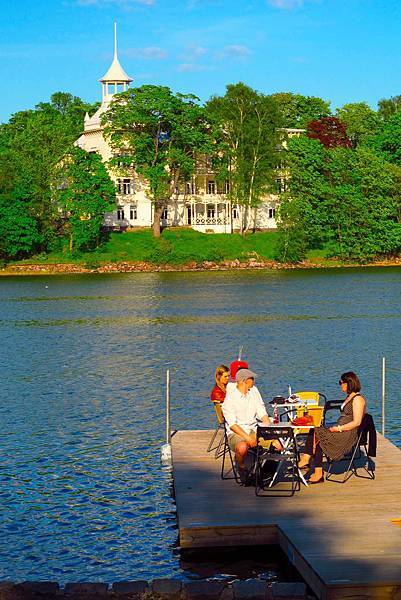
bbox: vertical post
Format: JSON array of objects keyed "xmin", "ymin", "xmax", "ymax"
[
  {"xmin": 382, "ymin": 357, "xmax": 386, "ymax": 437},
  {"xmin": 166, "ymin": 369, "xmax": 171, "ymax": 445}
]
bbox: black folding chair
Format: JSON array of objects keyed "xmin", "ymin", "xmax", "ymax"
[
  {"xmin": 254, "ymin": 425, "xmax": 301, "ymax": 497},
  {"xmin": 325, "ymin": 413, "xmax": 376, "ymax": 483},
  {"xmin": 220, "ymin": 421, "xmax": 241, "ymax": 484},
  {"xmin": 323, "ymin": 399, "xmax": 343, "ymax": 426},
  {"xmin": 207, "ymin": 402, "xmax": 225, "ymax": 459}
]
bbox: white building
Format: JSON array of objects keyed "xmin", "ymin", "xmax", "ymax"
[{"xmin": 75, "ymin": 27, "xmax": 281, "ymax": 233}]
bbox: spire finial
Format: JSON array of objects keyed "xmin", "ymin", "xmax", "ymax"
[{"xmin": 114, "ymin": 21, "xmax": 117, "ymax": 59}]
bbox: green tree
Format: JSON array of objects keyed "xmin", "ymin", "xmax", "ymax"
[
  {"xmin": 277, "ymin": 137, "xmax": 401, "ymax": 261},
  {"xmin": 0, "ymin": 92, "xmax": 97, "ymax": 257},
  {"xmin": 369, "ymin": 111, "xmax": 401, "ymax": 165},
  {"xmin": 378, "ymin": 95, "xmax": 401, "ymax": 120},
  {"xmin": 54, "ymin": 147, "xmax": 116, "ymax": 253},
  {"xmin": 335, "ymin": 102, "xmax": 378, "ymax": 147},
  {"xmin": 207, "ymin": 82, "xmax": 281, "ymax": 234},
  {"xmin": 0, "ymin": 197, "xmax": 42, "ymax": 261},
  {"xmin": 271, "ymin": 92, "xmax": 331, "ymax": 129},
  {"xmin": 103, "ymin": 85, "xmax": 213, "ymax": 237}
]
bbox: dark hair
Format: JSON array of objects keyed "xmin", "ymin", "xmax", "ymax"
[{"xmin": 340, "ymin": 371, "xmax": 361, "ymax": 393}]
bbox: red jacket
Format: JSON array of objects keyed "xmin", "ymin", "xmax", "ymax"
[{"xmin": 210, "ymin": 385, "xmax": 226, "ymax": 403}]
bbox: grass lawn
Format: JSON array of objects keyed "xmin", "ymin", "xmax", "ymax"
[{"xmin": 19, "ymin": 228, "xmax": 282, "ymax": 267}]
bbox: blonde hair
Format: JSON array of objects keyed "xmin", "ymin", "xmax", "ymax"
[{"xmin": 215, "ymin": 364, "xmax": 230, "ymax": 392}]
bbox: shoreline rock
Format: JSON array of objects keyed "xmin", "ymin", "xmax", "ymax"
[
  {"xmin": 0, "ymin": 579, "xmax": 309, "ymax": 599},
  {"xmin": 1, "ymin": 256, "xmax": 401, "ymax": 276}
]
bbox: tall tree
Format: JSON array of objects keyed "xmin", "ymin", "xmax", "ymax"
[
  {"xmin": 0, "ymin": 92, "xmax": 97, "ymax": 256},
  {"xmin": 271, "ymin": 92, "xmax": 331, "ymax": 129},
  {"xmin": 103, "ymin": 85, "xmax": 213, "ymax": 237},
  {"xmin": 54, "ymin": 147, "xmax": 116, "ymax": 253},
  {"xmin": 207, "ymin": 82, "xmax": 281, "ymax": 234},
  {"xmin": 378, "ymin": 95, "xmax": 401, "ymax": 121},
  {"xmin": 277, "ymin": 137, "xmax": 401, "ymax": 261},
  {"xmin": 369, "ymin": 111, "xmax": 401, "ymax": 165},
  {"xmin": 335, "ymin": 102, "xmax": 378, "ymax": 147},
  {"xmin": 307, "ymin": 117, "xmax": 352, "ymax": 149}
]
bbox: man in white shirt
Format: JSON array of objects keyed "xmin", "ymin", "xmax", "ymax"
[{"xmin": 222, "ymin": 368, "xmax": 273, "ymax": 470}]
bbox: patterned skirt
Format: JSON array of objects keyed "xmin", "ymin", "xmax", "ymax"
[{"xmin": 315, "ymin": 422, "xmax": 358, "ymax": 461}]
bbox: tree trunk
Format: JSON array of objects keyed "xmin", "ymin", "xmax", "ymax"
[
  {"xmin": 252, "ymin": 205, "xmax": 258, "ymax": 233},
  {"xmin": 152, "ymin": 204, "xmax": 164, "ymax": 238}
]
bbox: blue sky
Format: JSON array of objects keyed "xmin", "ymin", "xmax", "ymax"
[{"xmin": 1, "ymin": 0, "xmax": 401, "ymax": 123}]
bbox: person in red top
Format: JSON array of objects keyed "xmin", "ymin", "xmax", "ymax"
[{"xmin": 210, "ymin": 364, "xmax": 230, "ymax": 403}]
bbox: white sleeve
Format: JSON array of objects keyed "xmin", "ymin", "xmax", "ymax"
[
  {"xmin": 253, "ymin": 386, "xmax": 268, "ymax": 420},
  {"xmin": 222, "ymin": 393, "xmax": 237, "ymax": 430}
]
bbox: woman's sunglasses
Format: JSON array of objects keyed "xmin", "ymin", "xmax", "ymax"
[{"xmin": 338, "ymin": 380, "xmax": 346, "ymax": 385}]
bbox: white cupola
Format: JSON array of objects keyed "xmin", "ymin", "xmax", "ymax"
[{"xmin": 99, "ymin": 22, "xmax": 133, "ymax": 104}]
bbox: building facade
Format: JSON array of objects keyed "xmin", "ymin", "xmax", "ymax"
[{"xmin": 75, "ymin": 29, "xmax": 301, "ymax": 233}]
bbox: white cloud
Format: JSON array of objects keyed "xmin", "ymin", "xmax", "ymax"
[
  {"xmin": 268, "ymin": 0, "xmax": 303, "ymax": 8},
  {"xmin": 217, "ymin": 45, "xmax": 252, "ymax": 60},
  {"xmin": 123, "ymin": 46, "xmax": 168, "ymax": 59},
  {"xmin": 180, "ymin": 45, "xmax": 207, "ymax": 62},
  {"xmin": 177, "ymin": 63, "xmax": 205, "ymax": 72}
]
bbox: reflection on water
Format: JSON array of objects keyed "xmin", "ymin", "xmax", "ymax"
[{"xmin": 0, "ymin": 267, "xmax": 400, "ymax": 582}]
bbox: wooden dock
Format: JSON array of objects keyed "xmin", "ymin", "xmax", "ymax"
[{"xmin": 172, "ymin": 430, "xmax": 401, "ymax": 600}]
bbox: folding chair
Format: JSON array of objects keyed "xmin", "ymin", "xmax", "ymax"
[
  {"xmin": 296, "ymin": 391, "xmax": 326, "ymax": 406},
  {"xmin": 255, "ymin": 425, "xmax": 301, "ymax": 497},
  {"xmin": 323, "ymin": 399, "xmax": 343, "ymax": 426},
  {"xmin": 325, "ymin": 413, "xmax": 376, "ymax": 483},
  {"xmin": 220, "ymin": 420, "xmax": 241, "ymax": 483},
  {"xmin": 207, "ymin": 402, "xmax": 225, "ymax": 458}
]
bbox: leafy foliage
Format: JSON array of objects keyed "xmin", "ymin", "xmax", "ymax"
[
  {"xmin": 54, "ymin": 147, "xmax": 116, "ymax": 253},
  {"xmin": 206, "ymin": 82, "xmax": 281, "ymax": 234},
  {"xmin": 307, "ymin": 117, "xmax": 352, "ymax": 149},
  {"xmin": 271, "ymin": 92, "xmax": 331, "ymax": 129},
  {"xmin": 277, "ymin": 137, "xmax": 401, "ymax": 261},
  {"xmin": 335, "ymin": 102, "xmax": 379, "ymax": 148},
  {"xmin": 103, "ymin": 85, "xmax": 213, "ymax": 236},
  {"xmin": 0, "ymin": 92, "xmax": 98, "ymax": 257},
  {"xmin": 378, "ymin": 95, "xmax": 401, "ymax": 121}
]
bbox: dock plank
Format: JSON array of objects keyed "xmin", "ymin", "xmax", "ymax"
[{"xmin": 172, "ymin": 430, "xmax": 401, "ymax": 600}]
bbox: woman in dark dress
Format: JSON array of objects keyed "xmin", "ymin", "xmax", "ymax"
[
  {"xmin": 298, "ymin": 371, "xmax": 366, "ymax": 484},
  {"xmin": 210, "ymin": 364, "xmax": 230, "ymax": 403}
]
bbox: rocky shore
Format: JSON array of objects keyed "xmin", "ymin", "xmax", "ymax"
[
  {"xmin": 1, "ymin": 256, "xmax": 401, "ymax": 276},
  {"xmin": 0, "ymin": 579, "xmax": 310, "ymax": 600}
]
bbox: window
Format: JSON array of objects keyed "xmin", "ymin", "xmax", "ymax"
[
  {"xmin": 185, "ymin": 182, "xmax": 194, "ymax": 194},
  {"xmin": 118, "ymin": 178, "xmax": 133, "ymax": 195},
  {"xmin": 207, "ymin": 180, "xmax": 216, "ymax": 194},
  {"xmin": 117, "ymin": 206, "xmax": 125, "ymax": 220},
  {"xmin": 130, "ymin": 205, "xmax": 137, "ymax": 220},
  {"xmin": 207, "ymin": 205, "xmax": 215, "ymax": 218},
  {"xmin": 224, "ymin": 180, "xmax": 230, "ymax": 194},
  {"xmin": 275, "ymin": 178, "xmax": 288, "ymax": 194},
  {"xmin": 232, "ymin": 207, "xmax": 238, "ymax": 219},
  {"xmin": 268, "ymin": 208, "xmax": 276, "ymax": 219},
  {"xmin": 161, "ymin": 208, "xmax": 168, "ymax": 220}
]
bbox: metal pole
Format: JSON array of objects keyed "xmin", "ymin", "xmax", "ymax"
[
  {"xmin": 166, "ymin": 369, "xmax": 171, "ymax": 445},
  {"xmin": 382, "ymin": 357, "xmax": 386, "ymax": 437}
]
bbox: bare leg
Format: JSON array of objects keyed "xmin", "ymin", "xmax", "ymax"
[{"xmin": 235, "ymin": 441, "xmax": 249, "ymax": 469}]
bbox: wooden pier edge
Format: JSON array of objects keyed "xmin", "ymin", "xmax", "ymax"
[{"xmin": 172, "ymin": 429, "xmax": 401, "ymax": 600}]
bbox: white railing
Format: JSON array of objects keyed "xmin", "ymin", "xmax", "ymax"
[{"xmin": 194, "ymin": 217, "xmax": 227, "ymax": 225}]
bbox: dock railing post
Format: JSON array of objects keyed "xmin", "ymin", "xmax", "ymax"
[
  {"xmin": 166, "ymin": 369, "xmax": 171, "ymax": 445},
  {"xmin": 382, "ymin": 357, "xmax": 386, "ymax": 437},
  {"xmin": 161, "ymin": 369, "xmax": 172, "ymax": 465}
]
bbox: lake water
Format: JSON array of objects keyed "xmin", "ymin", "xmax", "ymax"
[{"xmin": 0, "ymin": 267, "xmax": 400, "ymax": 583}]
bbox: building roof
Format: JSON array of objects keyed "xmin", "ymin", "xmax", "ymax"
[
  {"xmin": 99, "ymin": 23, "xmax": 133, "ymax": 83},
  {"xmin": 100, "ymin": 55, "xmax": 133, "ymax": 83}
]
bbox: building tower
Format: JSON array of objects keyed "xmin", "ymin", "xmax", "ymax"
[{"xmin": 99, "ymin": 22, "xmax": 133, "ymax": 105}]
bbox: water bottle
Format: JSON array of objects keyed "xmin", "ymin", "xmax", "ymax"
[{"xmin": 287, "ymin": 384, "xmax": 292, "ymax": 397}]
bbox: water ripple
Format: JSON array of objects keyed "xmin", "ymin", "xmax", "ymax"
[{"xmin": 0, "ymin": 267, "xmax": 400, "ymax": 582}]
